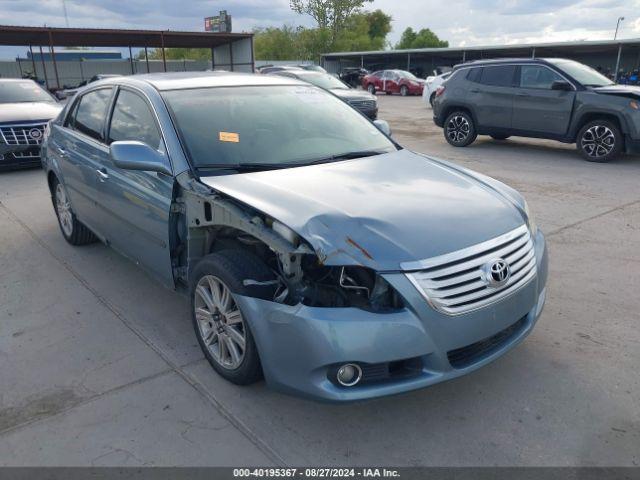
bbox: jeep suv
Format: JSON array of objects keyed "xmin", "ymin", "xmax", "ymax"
[{"xmin": 433, "ymin": 58, "xmax": 640, "ymax": 162}]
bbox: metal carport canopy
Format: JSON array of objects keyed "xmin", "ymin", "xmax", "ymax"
[{"xmin": 0, "ymin": 25, "xmax": 252, "ymax": 48}]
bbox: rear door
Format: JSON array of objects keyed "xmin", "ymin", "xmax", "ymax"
[
  {"xmin": 52, "ymin": 87, "xmax": 113, "ymax": 236},
  {"xmin": 99, "ymin": 87, "xmax": 175, "ymax": 287},
  {"xmin": 467, "ymin": 65, "xmax": 517, "ymax": 129},
  {"xmin": 511, "ymin": 65, "xmax": 575, "ymax": 135}
]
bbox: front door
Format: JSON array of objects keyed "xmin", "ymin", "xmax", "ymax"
[
  {"xmin": 98, "ymin": 87, "xmax": 175, "ymax": 287},
  {"xmin": 512, "ymin": 65, "xmax": 576, "ymax": 136},
  {"xmin": 467, "ymin": 65, "xmax": 517, "ymax": 129}
]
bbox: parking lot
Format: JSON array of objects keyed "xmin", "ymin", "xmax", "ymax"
[{"xmin": 0, "ymin": 94, "xmax": 638, "ymax": 467}]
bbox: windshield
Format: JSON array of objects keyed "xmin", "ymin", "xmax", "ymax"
[
  {"xmin": 299, "ymin": 73, "xmax": 349, "ymax": 90},
  {"xmin": 162, "ymin": 85, "xmax": 396, "ymax": 169},
  {"xmin": 0, "ymin": 81, "xmax": 55, "ymax": 103},
  {"xmin": 397, "ymin": 71, "xmax": 419, "ymax": 81},
  {"xmin": 547, "ymin": 59, "xmax": 614, "ymax": 87}
]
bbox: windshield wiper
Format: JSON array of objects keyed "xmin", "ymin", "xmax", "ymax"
[
  {"xmin": 302, "ymin": 150, "xmax": 387, "ymax": 166},
  {"xmin": 195, "ymin": 162, "xmax": 291, "ymax": 172}
]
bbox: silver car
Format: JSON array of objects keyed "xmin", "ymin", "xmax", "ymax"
[
  {"xmin": 0, "ymin": 79, "xmax": 62, "ymax": 171},
  {"xmin": 42, "ymin": 72, "xmax": 547, "ymax": 402}
]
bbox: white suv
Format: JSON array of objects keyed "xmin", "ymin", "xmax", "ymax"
[{"xmin": 423, "ymin": 72, "xmax": 451, "ymax": 108}]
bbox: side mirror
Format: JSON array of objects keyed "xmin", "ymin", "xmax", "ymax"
[
  {"xmin": 373, "ymin": 119, "xmax": 392, "ymax": 136},
  {"xmin": 110, "ymin": 141, "xmax": 172, "ymax": 176},
  {"xmin": 551, "ymin": 80, "xmax": 572, "ymax": 91}
]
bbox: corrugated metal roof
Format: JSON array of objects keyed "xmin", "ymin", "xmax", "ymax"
[{"xmin": 322, "ymin": 38, "xmax": 640, "ymax": 58}]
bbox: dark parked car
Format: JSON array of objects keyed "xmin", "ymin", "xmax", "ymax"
[
  {"xmin": 0, "ymin": 79, "xmax": 62, "ymax": 170},
  {"xmin": 257, "ymin": 65, "xmax": 304, "ymax": 75},
  {"xmin": 362, "ymin": 70, "xmax": 425, "ymax": 96},
  {"xmin": 270, "ymin": 70, "xmax": 378, "ymax": 119},
  {"xmin": 433, "ymin": 58, "xmax": 640, "ymax": 162},
  {"xmin": 57, "ymin": 74, "xmax": 123, "ymax": 100},
  {"xmin": 339, "ymin": 67, "xmax": 369, "ymax": 88},
  {"xmin": 42, "ymin": 72, "xmax": 546, "ymax": 401}
]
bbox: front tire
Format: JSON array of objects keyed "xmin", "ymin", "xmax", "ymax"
[
  {"xmin": 52, "ymin": 178, "xmax": 97, "ymax": 246},
  {"xmin": 577, "ymin": 120, "xmax": 623, "ymax": 163},
  {"xmin": 189, "ymin": 250, "xmax": 276, "ymax": 385},
  {"xmin": 367, "ymin": 84, "xmax": 376, "ymax": 94},
  {"xmin": 400, "ymin": 85, "xmax": 408, "ymax": 96},
  {"xmin": 444, "ymin": 111, "xmax": 477, "ymax": 147}
]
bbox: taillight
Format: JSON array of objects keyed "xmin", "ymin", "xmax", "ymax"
[{"xmin": 435, "ymin": 86, "xmax": 445, "ymax": 97}]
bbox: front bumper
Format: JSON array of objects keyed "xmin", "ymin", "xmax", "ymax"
[
  {"xmin": 0, "ymin": 147, "xmax": 42, "ymax": 170},
  {"xmin": 237, "ymin": 229, "xmax": 548, "ymax": 402}
]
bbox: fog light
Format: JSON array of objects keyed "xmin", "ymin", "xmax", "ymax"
[{"xmin": 336, "ymin": 363, "xmax": 362, "ymax": 387}]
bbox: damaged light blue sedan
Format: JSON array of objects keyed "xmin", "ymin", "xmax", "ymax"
[{"xmin": 42, "ymin": 72, "xmax": 547, "ymax": 402}]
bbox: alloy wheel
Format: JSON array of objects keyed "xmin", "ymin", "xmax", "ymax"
[
  {"xmin": 581, "ymin": 125, "xmax": 615, "ymax": 158},
  {"xmin": 55, "ymin": 183, "xmax": 73, "ymax": 237},
  {"xmin": 194, "ymin": 275, "xmax": 246, "ymax": 370},
  {"xmin": 446, "ymin": 115, "xmax": 470, "ymax": 143}
]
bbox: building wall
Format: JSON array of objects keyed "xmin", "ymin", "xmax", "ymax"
[{"xmin": 0, "ymin": 59, "xmax": 212, "ymax": 88}]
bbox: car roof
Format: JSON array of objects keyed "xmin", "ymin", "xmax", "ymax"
[
  {"xmin": 0, "ymin": 78, "xmax": 38, "ymax": 83},
  {"xmin": 453, "ymin": 57, "xmax": 565, "ymax": 69},
  {"xmin": 94, "ymin": 71, "xmax": 308, "ymax": 91}
]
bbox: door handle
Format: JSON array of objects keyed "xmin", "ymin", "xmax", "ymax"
[
  {"xmin": 96, "ymin": 168, "xmax": 109, "ymax": 182},
  {"xmin": 51, "ymin": 142, "xmax": 67, "ymax": 157}
]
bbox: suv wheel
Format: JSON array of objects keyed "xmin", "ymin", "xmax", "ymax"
[
  {"xmin": 189, "ymin": 250, "xmax": 277, "ymax": 385},
  {"xmin": 52, "ymin": 178, "xmax": 97, "ymax": 245},
  {"xmin": 367, "ymin": 84, "xmax": 376, "ymax": 94},
  {"xmin": 400, "ymin": 85, "xmax": 408, "ymax": 96},
  {"xmin": 444, "ymin": 111, "xmax": 477, "ymax": 147},
  {"xmin": 577, "ymin": 120, "xmax": 623, "ymax": 162}
]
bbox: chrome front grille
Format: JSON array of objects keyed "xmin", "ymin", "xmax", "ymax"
[
  {"xmin": 405, "ymin": 224, "xmax": 536, "ymax": 315},
  {"xmin": 12, "ymin": 150, "xmax": 40, "ymax": 159},
  {"xmin": 0, "ymin": 123, "xmax": 47, "ymax": 146},
  {"xmin": 348, "ymin": 99, "xmax": 376, "ymax": 109}
]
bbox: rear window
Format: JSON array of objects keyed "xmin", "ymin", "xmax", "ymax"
[
  {"xmin": 68, "ymin": 88, "xmax": 112, "ymax": 142},
  {"xmin": 480, "ymin": 65, "xmax": 516, "ymax": 87},
  {"xmin": 466, "ymin": 68, "xmax": 482, "ymax": 83}
]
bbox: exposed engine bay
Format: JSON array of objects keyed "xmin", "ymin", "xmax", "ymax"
[{"xmin": 170, "ymin": 172, "xmax": 404, "ymax": 311}]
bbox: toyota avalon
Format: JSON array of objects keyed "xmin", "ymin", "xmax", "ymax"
[{"xmin": 42, "ymin": 72, "xmax": 547, "ymax": 402}]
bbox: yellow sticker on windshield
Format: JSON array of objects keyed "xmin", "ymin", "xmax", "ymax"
[{"xmin": 219, "ymin": 132, "xmax": 239, "ymax": 143}]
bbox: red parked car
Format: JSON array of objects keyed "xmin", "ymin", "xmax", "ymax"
[{"xmin": 362, "ymin": 69, "xmax": 425, "ymax": 96}]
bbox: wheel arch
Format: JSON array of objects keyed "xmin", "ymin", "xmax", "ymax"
[
  {"xmin": 441, "ymin": 104, "xmax": 478, "ymax": 127},
  {"xmin": 571, "ymin": 111, "xmax": 628, "ymax": 142}
]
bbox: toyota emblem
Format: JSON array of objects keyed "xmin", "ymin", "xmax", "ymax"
[
  {"xmin": 483, "ymin": 258, "xmax": 511, "ymax": 287},
  {"xmin": 28, "ymin": 128, "xmax": 43, "ymax": 140}
]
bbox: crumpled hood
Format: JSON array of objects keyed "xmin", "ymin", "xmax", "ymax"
[
  {"xmin": 592, "ymin": 85, "xmax": 640, "ymax": 99},
  {"xmin": 201, "ymin": 150, "xmax": 526, "ymax": 271},
  {"xmin": 0, "ymin": 102, "xmax": 62, "ymax": 124}
]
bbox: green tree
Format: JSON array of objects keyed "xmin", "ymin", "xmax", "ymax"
[
  {"xmin": 253, "ymin": 25, "xmax": 300, "ymax": 60},
  {"xmin": 362, "ymin": 9, "xmax": 392, "ymax": 41},
  {"xmin": 289, "ymin": 0, "xmax": 374, "ymax": 40},
  {"xmin": 395, "ymin": 27, "xmax": 448, "ymax": 49},
  {"xmin": 138, "ymin": 48, "xmax": 211, "ymax": 61}
]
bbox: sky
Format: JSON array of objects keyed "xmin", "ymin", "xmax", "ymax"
[{"xmin": 0, "ymin": 0, "xmax": 639, "ymax": 59}]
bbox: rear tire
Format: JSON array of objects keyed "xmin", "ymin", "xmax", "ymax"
[
  {"xmin": 367, "ymin": 84, "xmax": 376, "ymax": 94},
  {"xmin": 400, "ymin": 85, "xmax": 408, "ymax": 97},
  {"xmin": 577, "ymin": 119, "xmax": 623, "ymax": 163},
  {"xmin": 490, "ymin": 134, "xmax": 510, "ymax": 140},
  {"xmin": 52, "ymin": 178, "xmax": 97, "ymax": 246},
  {"xmin": 189, "ymin": 249, "xmax": 277, "ymax": 385},
  {"xmin": 444, "ymin": 111, "xmax": 477, "ymax": 147}
]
